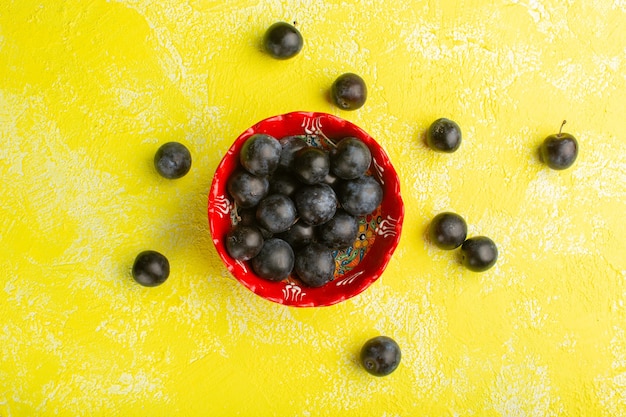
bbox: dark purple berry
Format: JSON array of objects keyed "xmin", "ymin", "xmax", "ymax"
[
  {"xmin": 540, "ymin": 121, "xmax": 578, "ymax": 170},
  {"xmin": 330, "ymin": 137, "xmax": 372, "ymax": 179},
  {"xmin": 250, "ymin": 238, "xmax": 294, "ymax": 281},
  {"xmin": 279, "ymin": 136, "xmax": 307, "ymax": 169},
  {"xmin": 323, "ymin": 171, "xmax": 340, "ymax": 187},
  {"xmin": 154, "ymin": 142, "xmax": 192, "ymax": 179},
  {"xmin": 460, "ymin": 236, "xmax": 498, "ymax": 272},
  {"xmin": 336, "ymin": 176, "xmax": 382, "ymax": 216},
  {"xmin": 256, "ymin": 194, "xmax": 297, "ymax": 234},
  {"xmin": 294, "ymin": 243, "xmax": 335, "ymax": 287},
  {"xmin": 263, "ymin": 22, "xmax": 303, "ymax": 60},
  {"xmin": 331, "ymin": 73, "xmax": 367, "ymax": 110},
  {"xmin": 240, "ymin": 134, "xmax": 282, "ymax": 177},
  {"xmin": 427, "ymin": 118, "xmax": 462, "ymax": 153},
  {"xmin": 293, "ymin": 147, "xmax": 330, "ymax": 185},
  {"xmin": 277, "ymin": 220, "xmax": 315, "ymax": 249},
  {"xmin": 235, "ymin": 207, "xmax": 257, "ymax": 226},
  {"xmin": 429, "ymin": 212, "xmax": 467, "ymax": 250},
  {"xmin": 294, "ymin": 183, "xmax": 337, "ymax": 226},
  {"xmin": 317, "ymin": 210, "xmax": 359, "ymax": 250},
  {"xmin": 132, "ymin": 250, "xmax": 170, "ymax": 287},
  {"xmin": 360, "ymin": 336, "xmax": 401, "ymax": 377},
  {"xmin": 227, "ymin": 169, "xmax": 269, "ymax": 208},
  {"xmin": 225, "ymin": 225, "xmax": 264, "ymax": 261},
  {"xmin": 269, "ymin": 170, "xmax": 301, "ymax": 197}
]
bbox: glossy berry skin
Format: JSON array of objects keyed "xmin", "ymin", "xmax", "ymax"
[
  {"xmin": 330, "ymin": 137, "xmax": 372, "ymax": 180},
  {"xmin": 132, "ymin": 250, "xmax": 170, "ymax": 287},
  {"xmin": 460, "ymin": 236, "xmax": 498, "ymax": 272},
  {"xmin": 294, "ymin": 243, "xmax": 336, "ymax": 287},
  {"xmin": 540, "ymin": 132, "xmax": 578, "ymax": 170},
  {"xmin": 278, "ymin": 135, "xmax": 307, "ymax": 169},
  {"xmin": 429, "ymin": 212, "xmax": 467, "ymax": 250},
  {"xmin": 331, "ymin": 73, "xmax": 367, "ymax": 110},
  {"xmin": 251, "ymin": 238, "xmax": 294, "ymax": 281},
  {"xmin": 263, "ymin": 22, "xmax": 303, "ymax": 60},
  {"xmin": 256, "ymin": 194, "xmax": 297, "ymax": 234},
  {"xmin": 336, "ymin": 176, "xmax": 383, "ymax": 216},
  {"xmin": 427, "ymin": 118, "xmax": 462, "ymax": 153},
  {"xmin": 294, "ymin": 183, "xmax": 337, "ymax": 226},
  {"xmin": 227, "ymin": 169, "xmax": 269, "ymax": 208},
  {"xmin": 277, "ymin": 220, "xmax": 315, "ymax": 249},
  {"xmin": 225, "ymin": 225, "xmax": 264, "ymax": 261},
  {"xmin": 240, "ymin": 134, "xmax": 282, "ymax": 177},
  {"xmin": 292, "ymin": 147, "xmax": 330, "ymax": 185},
  {"xmin": 360, "ymin": 336, "xmax": 401, "ymax": 377},
  {"xmin": 317, "ymin": 210, "xmax": 359, "ymax": 250},
  {"xmin": 269, "ymin": 170, "xmax": 301, "ymax": 197},
  {"xmin": 154, "ymin": 142, "xmax": 192, "ymax": 179}
]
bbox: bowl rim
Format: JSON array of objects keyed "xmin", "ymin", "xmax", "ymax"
[{"xmin": 208, "ymin": 111, "xmax": 404, "ymax": 307}]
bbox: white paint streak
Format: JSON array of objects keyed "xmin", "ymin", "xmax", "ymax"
[
  {"xmin": 108, "ymin": 371, "xmax": 164, "ymax": 396},
  {"xmin": 596, "ymin": 327, "xmax": 626, "ymax": 416},
  {"xmin": 491, "ymin": 358, "xmax": 559, "ymax": 417},
  {"xmin": 614, "ymin": 0, "xmax": 626, "ymax": 11}
]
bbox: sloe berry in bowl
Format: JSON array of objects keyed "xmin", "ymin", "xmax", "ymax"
[{"xmin": 208, "ymin": 112, "xmax": 404, "ymax": 307}]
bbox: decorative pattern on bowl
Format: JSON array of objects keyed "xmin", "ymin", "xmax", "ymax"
[{"xmin": 208, "ymin": 111, "xmax": 404, "ymax": 307}]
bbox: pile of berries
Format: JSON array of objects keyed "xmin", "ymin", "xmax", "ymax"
[{"xmin": 225, "ymin": 133, "xmax": 382, "ymax": 288}]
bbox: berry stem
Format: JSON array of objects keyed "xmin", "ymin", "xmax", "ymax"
[
  {"xmin": 558, "ymin": 120, "xmax": 567, "ymax": 137},
  {"xmin": 233, "ymin": 201, "xmax": 241, "ymax": 223}
]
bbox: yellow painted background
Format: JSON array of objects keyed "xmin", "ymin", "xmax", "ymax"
[{"xmin": 1, "ymin": 0, "xmax": 625, "ymax": 415}]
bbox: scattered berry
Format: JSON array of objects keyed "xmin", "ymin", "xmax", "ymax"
[
  {"xmin": 426, "ymin": 118, "xmax": 462, "ymax": 153},
  {"xmin": 263, "ymin": 21, "xmax": 303, "ymax": 60},
  {"xmin": 132, "ymin": 250, "xmax": 170, "ymax": 287},
  {"xmin": 460, "ymin": 236, "xmax": 498, "ymax": 272},
  {"xmin": 540, "ymin": 120, "xmax": 578, "ymax": 170},
  {"xmin": 360, "ymin": 336, "xmax": 401, "ymax": 376},
  {"xmin": 429, "ymin": 212, "xmax": 467, "ymax": 250},
  {"xmin": 154, "ymin": 142, "xmax": 192, "ymax": 179},
  {"xmin": 331, "ymin": 73, "xmax": 367, "ymax": 110}
]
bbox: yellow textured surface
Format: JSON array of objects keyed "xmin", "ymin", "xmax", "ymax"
[{"xmin": 1, "ymin": 0, "xmax": 625, "ymax": 415}]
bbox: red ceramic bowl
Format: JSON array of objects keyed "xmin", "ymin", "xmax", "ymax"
[{"xmin": 208, "ymin": 111, "xmax": 404, "ymax": 307}]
